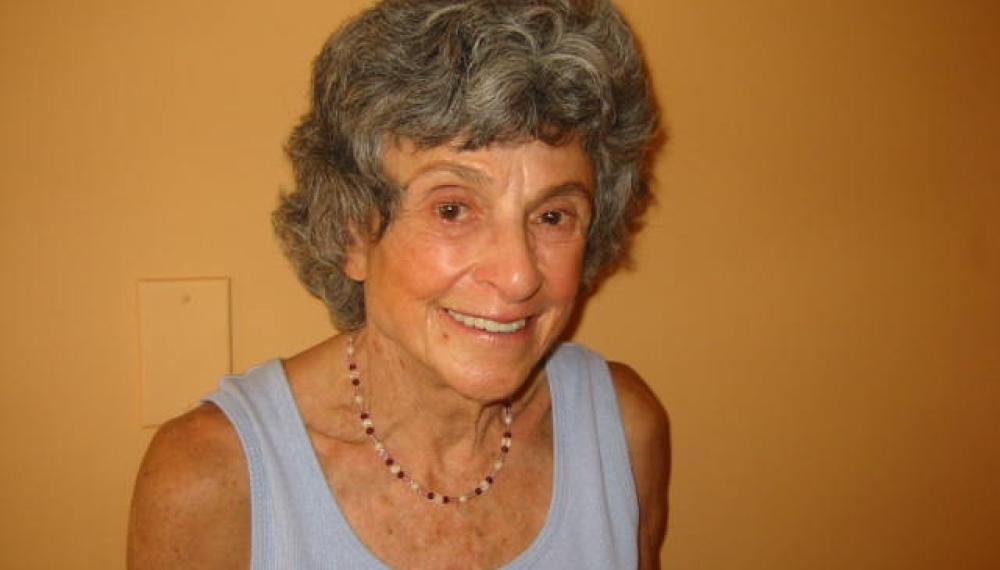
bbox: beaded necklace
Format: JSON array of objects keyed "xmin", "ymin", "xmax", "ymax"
[{"xmin": 347, "ymin": 336, "xmax": 513, "ymax": 505}]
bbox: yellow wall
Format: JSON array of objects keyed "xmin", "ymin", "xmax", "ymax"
[{"xmin": 1, "ymin": 0, "xmax": 998, "ymax": 568}]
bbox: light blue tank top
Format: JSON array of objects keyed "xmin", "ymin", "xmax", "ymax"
[{"xmin": 204, "ymin": 342, "xmax": 638, "ymax": 569}]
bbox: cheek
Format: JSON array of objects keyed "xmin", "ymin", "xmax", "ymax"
[
  {"xmin": 538, "ymin": 241, "xmax": 586, "ymax": 299},
  {"xmin": 374, "ymin": 228, "xmax": 475, "ymax": 296}
]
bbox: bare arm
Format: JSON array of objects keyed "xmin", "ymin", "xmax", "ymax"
[
  {"xmin": 127, "ymin": 404, "xmax": 250, "ymax": 569},
  {"xmin": 609, "ymin": 361, "xmax": 671, "ymax": 570}
]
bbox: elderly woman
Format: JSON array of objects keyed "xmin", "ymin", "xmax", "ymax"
[{"xmin": 128, "ymin": 0, "xmax": 669, "ymax": 568}]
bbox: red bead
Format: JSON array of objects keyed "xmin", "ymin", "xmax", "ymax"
[
  {"xmin": 427, "ymin": 492, "xmax": 435, "ymax": 500},
  {"xmin": 365, "ymin": 427, "xmax": 375, "ymax": 435},
  {"xmin": 503, "ymin": 431, "xmax": 512, "ymax": 438},
  {"xmin": 360, "ymin": 412, "xmax": 369, "ymax": 419},
  {"xmin": 349, "ymin": 363, "xmax": 357, "ymax": 370},
  {"xmin": 474, "ymin": 487, "xmax": 483, "ymax": 495},
  {"xmin": 442, "ymin": 496, "xmax": 450, "ymax": 504},
  {"xmin": 397, "ymin": 471, "xmax": 405, "ymax": 479},
  {"xmin": 352, "ymin": 379, "xmax": 360, "ymax": 386},
  {"xmin": 485, "ymin": 476, "xmax": 494, "ymax": 484},
  {"xmin": 501, "ymin": 446, "xmax": 509, "ymax": 453},
  {"xmin": 385, "ymin": 458, "xmax": 394, "ymax": 466}
]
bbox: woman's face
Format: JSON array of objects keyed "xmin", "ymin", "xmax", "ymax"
[{"xmin": 347, "ymin": 138, "xmax": 593, "ymax": 402}]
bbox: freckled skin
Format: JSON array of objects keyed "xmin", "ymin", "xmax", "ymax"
[{"xmin": 345, "ymin": 138, "xmax": 594, "ymax": 405}]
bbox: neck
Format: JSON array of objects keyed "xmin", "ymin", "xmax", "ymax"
[
  {"xmin": 342, "ymin": 331, "xmax": 539, "ymax": 485},
  {"xmin": 345, "ymin": 330, "xmax": 544, "ymax": 502},
  {"xmin": 350, "ymin": 329, "xmax": 534, "ymax": 460}
]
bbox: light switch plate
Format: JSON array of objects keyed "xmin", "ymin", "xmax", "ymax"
[{"xmin": 137, "ymin": 278, "xmax": 231, "ymax": 427}]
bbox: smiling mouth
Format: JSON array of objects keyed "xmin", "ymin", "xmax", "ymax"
[{"xmin": 445, "ymin": 309, "xmax": 528, "ymax": 334}]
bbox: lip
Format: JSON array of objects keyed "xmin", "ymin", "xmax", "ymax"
[{"xmin": 440, "ymin": 307, "xmax": 535, "ymax": 338}]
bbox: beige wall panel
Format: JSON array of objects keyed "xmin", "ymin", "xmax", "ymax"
[{"xmin": 1, "ymin": 0, "xmax": 998, "ymax": 568}]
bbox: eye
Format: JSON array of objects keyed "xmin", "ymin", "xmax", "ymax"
[
  {"xmin": 539, "ymin": 210, "xmax": 565, "ymax": 225},
  {"xmin": 436, "ymin": 202, "xmax": 466, "ymax": 221}
]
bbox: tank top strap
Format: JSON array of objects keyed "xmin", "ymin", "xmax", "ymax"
[
  {"xmin": 524, "ymin": 342, "xmax": 638, "ymax": 568},
  {"xmin": 204, "ymin": 360, "xmax": 383, "ymax": 569}
]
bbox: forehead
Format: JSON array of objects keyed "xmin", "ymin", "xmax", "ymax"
[{"xmin": 381, "ymin": 137, "xmax": 594, "ymax": 193}]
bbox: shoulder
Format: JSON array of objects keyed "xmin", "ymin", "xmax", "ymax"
[
  {"xmin": 607, "ymin": 361, "xmax": 670, "ymax": 570},
  {"xmin": 606, "ymin": 361, "xmax": 670, "ymax": 490},
  {"xmin": 127, "ymin": 403, "xmax": 250, "ymax": 569},
  {"xmin": 607, "ymin": 362, "xmax": 669, "ymax": 439}
]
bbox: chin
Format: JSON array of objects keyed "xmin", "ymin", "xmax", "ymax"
[{"xmin": 436, "ymin": 356, "xmax": 542, "ymax": 403}]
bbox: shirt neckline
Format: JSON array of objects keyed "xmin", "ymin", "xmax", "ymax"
[{"xmin": 270, "ymin": 346, "xmax": 568, "ymax": 569}]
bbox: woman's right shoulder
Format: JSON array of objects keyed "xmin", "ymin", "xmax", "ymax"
[
  {"xmin": 137, "ymin": 403, "xmax": 247, "ymax": 493},
  {"xmin": 127, "ymin": 403, "xmax": 250, "ymax": 569}
]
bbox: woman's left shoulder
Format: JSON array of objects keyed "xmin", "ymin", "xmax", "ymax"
[
  {"xmin": 607, "ymin": 360, "xmax": 670, "ymax": 569},
  {"xmin": 607, "ymin": 361, "xmax": 670, "ymax": 447}
]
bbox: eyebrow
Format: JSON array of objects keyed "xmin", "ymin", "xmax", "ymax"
[
  {"xmin": 529, "ymin": 181, "xmax": 593, "ymax": 211},
  {"xmin": 542, "ymin": 181, "xmax": 591, "ymax": 199},
  {"xmin": 404, "ymin": 161, "xmax": 593, "ymax": 203},
  {"xmin": 404, "ymin": 161, "xmax": 493, "ymax": 189}
]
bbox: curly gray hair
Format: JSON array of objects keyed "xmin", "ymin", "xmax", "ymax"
[{"xmin": 274, "ymin": 0, "xmax": 658, "ymax": 330}]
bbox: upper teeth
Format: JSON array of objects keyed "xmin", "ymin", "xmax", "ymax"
[{"xmin": 446, "ymin": 309, "xmax": 527, "ymax": 333}]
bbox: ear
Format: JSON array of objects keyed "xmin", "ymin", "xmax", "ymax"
[{"xmin": 343, "ymin": 225, "xmax": 370, "ymax": 282}]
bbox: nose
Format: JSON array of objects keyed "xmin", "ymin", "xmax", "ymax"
[{"xmin": 472, "ymin": 222, "xmax": 543, "ymax": 303}]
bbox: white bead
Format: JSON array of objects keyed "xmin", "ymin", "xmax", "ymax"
[
  {"xmin": 390, "ymin": 464, "xmax": 401, "ymax": 474},
  {"xmin": 458, "ymin": 495, "xmax": 468, "ymax": 503},
  {"xmin": 362, "ymin": 418, "xmax": 373, "ymax": 428},
  {"xmin": 354, "ymin": 395, "xmax": 364, "ymax": 405},
  {"xmin": 479, "ymin": 480, "xmax": 491, "ymax": 491},
  {"xmin": 349, "ymin": 370, "xmax": 360, "ymax": 379},
  {"xmin": 409, "ymin": 481, "xmax": 420, "ymax": 491},
  {"xmin": 501, "ymin": 437, "xmax": 512, "ymax": 448},
  {"xmin": 435, "ymin": 494, "xmax": 446, "ymax": 504},
  {"xmin": 504, "ymin": 415, "xmax": 513, "ymax": 425},
  {"xmin": 493, "ymin": 460, "xmax": 503, "ymax": 471},
  {"xmin": 374, "ymin": 441, "xmax": 384, "ymax": 451}
]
